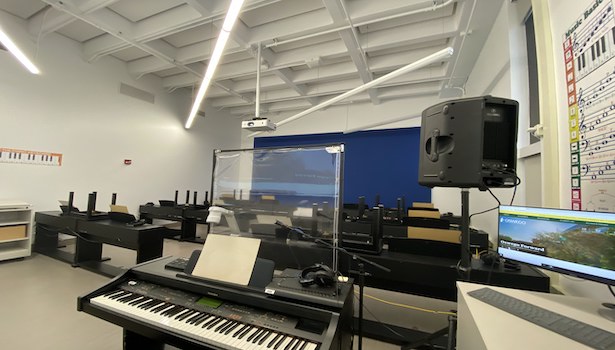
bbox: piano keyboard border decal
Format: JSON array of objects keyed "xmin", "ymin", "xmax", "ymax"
[
  {"xmin": 0, "ymin": 148, "xmax": 63, "ymax": 166},
  {"xmin": 562, "ymin": 0, "xmax": 615, "ymax": 212}
]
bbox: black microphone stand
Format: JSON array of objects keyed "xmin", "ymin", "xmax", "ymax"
[{"xmin": 275, "ymin": 221, "xmax": 391, "ymax": 350}]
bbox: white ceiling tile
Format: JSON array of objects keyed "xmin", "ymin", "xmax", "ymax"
[
  {"xmin": 56, "ymin": 19, "xmax": 106, "ymax": 43},
  {"xmin": 108, "ymin": 0, "xmax": 185, "ymax": 22},
  {"xmin": 0, "ymin": 0, "xmax": 47, "ymax": 20}
]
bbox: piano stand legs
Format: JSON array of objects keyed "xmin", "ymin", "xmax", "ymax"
[{"xmin": 123, "ymin": 330, "xmax": 163, "ymax": 350}]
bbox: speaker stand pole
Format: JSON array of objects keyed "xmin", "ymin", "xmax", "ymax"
[
  {"xmin": 460, "ymin": 189, "xmax": 471, "ymax": 275},
  {"xmin": 358, "ymin": 262, "xmax": 365, "ymax": 350}
]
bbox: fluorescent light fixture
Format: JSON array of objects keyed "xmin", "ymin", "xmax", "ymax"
[
  {"xmin": 247, "ymin": 46, "xmax": 454, "ymax": 137},
  {"xmin": 0, "ymin": 30, "xmax": 40, "ymax": 74},
  {"xmin": 185, "ymin": 0, "xmax": 245, "ymax": 129}
]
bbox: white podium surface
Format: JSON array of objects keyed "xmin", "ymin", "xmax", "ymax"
[{"xmin": 457, "ymin": 281, "xmax": 615, "ymax": 350}]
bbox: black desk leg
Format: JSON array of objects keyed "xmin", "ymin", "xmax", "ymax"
[
  {"xmin": 33, "ymin": 224, "xmax": 59, "ymax": 252},
  {"xmin": 180, "ymin": 218, "xmax": 197, "ymax": 240},
  {"xmin": 136, "ymin": 237, "xmax": 164, "ymax": 264},
  {"xmin": 74, "ymin": 236, "xmax": 103, "ymax": 266},
  {"xmin": 123, "ymin": 329, "xmax": 164, "ymax": 350}
]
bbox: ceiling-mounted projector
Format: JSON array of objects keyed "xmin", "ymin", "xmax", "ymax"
[{"xmin": 241, "ymin": 118, "xmax": 276, "ymax": 131}]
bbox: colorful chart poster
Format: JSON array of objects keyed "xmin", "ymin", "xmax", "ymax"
[{"xmin": 562, "ymin": 0, "xmax": 615, "ymax": 211}]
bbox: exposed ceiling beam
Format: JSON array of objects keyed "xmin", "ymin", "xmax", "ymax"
[
  {"xmin": 323, "ymin": 0, "xmax": 380, "ymax": 104},
  {"xmin": 218, "ymin": 19, "xmax": 319, "ymax": 106},
  {"xmin": 41, "ymin": 0, "xmax": 251, "ymax": 104},
  {"xmin": 27, "ymin": 0, "xmax": 120, "ymax": 38}
]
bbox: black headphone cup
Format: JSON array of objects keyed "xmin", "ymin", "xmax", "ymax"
[
  {"xmin": 480, "ymin": 252, "xmax": 501, "ymax": 266},
  {"xmin": 299, "ymin": 264, "xmax": 335, "ymax": 287}
]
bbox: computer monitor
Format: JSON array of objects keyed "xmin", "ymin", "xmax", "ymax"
[{"xmin": 497, "ymin": 205, "xmax": 615, "ymax": 285}]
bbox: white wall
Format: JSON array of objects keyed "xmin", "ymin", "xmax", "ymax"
[{"xmin": 0, "ymin": 12, "xmax": 241, "ymax": 215}]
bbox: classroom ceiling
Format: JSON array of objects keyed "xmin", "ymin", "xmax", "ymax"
[{"xmin": 0, "ymin": 0, "xmax": 504, "ymax": 120}]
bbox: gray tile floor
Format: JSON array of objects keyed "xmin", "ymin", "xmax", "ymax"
[{"xmin": 0, "ymin": 239, "xmax": 397, "ymax": 349}]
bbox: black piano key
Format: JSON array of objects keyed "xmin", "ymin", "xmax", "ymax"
[
  {"xmin": 583, "ymin": 52, "xmax": 586, "ymax": 67},
  {"xmin": 233, "ymin": 324, "xmax": 250, "ymax": 337},
  {"xmin": 224, "ymin": 322, "xmax": 241, "ymax": 335},
  {"xmin": 602, "ymin": 36, "xmax": 606, "ymax": 53},
  {"xmin": 273, "ymin": 335, "xmax": 287, "ymax": 349},
  {"xmin": 169, "ymin": 306, "xmax": 188, "ymax": 317},
  {"xmin": 139, "ymin": 299, "xmax": 161, "ymax": 309},
  {"xmin": 291, "ymin": 339, "xmax": 303, "ymax": 350},
  {"xmin": 109, "ymin": 291, "xmax": 130, "ymax": 300},
  {"xmin": 268, "ymin": 333, "xmax": 283, "ymax": 348},
  {"xmin": 193, "ymin": 312, "xmax": 212, "ymax": 326},
  {"xmin": 285, "ymin": 338, "xmax": 298, "ymax": 350},
  {"xmin": 162, "ymin": 306, "xmax": 183, "ymax": 316},
  {"xmin": 186, "ymin": 312, "xmax": 205, "ymax": 324},
  {"xmin": 578, "ymin": 56, "xmax": 582, "ymax": 71},
  {"xmin": 151, "ymin": 303, "xmax": 172, "ymax": 313},
  {"xmin": 201, "ymin": 316, "xmax": 219, "ymax": 328},
  {"xmin": 259, "ymin": 331, "xmax": 274, "ymax": 345},
  {"xmin": 176, "ymin": 309, "xmax": 197, "ymax": 321},
  {"xmin": 215, "ymin": 320, "xmax": 232, "ymax": 332},
  {"xmin": 238, "ymin": 326, "xmax": 255, "ymax": 339},
  {"xmin": 128, "ymin": 297, "xmax": 148, "ymax": 306},
  {"xmin": 218, "ymin": 321, "xmax": 236, "ymax": 333},
  {"xmin": 193, "ymin": 314, "xmax": 213, "ymax": 326},
  {"xmin": 104, "ymin": 290, "xmax": 125, "ymax": 298},
  {"xmin": 253, "ymin": 329, "xmax": 269, "ymax": 343},
  {"xmin": 247, "ymin": 328, "xmax": 264, "ymax": 342},
  {"xmin": 206, "ymin": 317, "xmax": 224, "ymax": 329},
  {"xmin": 612, "ymin": 27, "xmax": 615, "ymax": 44},
  {"xmin": 117, "ymin": 294, "xmax": 140, "ymax": 303}
]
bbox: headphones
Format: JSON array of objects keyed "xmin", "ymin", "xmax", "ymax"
[
  {"xmin": 480, "ymin": 251, "xmax": 521, "ymax": 271},
  {"xmin": 299, "ymin": 264, "xmax": 336, "ymax": 287}
]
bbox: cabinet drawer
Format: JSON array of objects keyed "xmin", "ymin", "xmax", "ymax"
[{"xmin": 0, "ymin": 225, "xmax": 27, "ymax": 241}]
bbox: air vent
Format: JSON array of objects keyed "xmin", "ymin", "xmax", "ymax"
[{"xmin": 119, "ymin": 83, "xmax": 155, "ymax": 104}]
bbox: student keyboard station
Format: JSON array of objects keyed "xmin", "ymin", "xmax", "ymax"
[{"xmin": 33, "ymin": 191, "xmax": 166, "ymax": 277}]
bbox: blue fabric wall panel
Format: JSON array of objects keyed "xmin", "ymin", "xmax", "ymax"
[{"xmin": 254, "ymin": 127, "xmax": 431, "ymax": 208}]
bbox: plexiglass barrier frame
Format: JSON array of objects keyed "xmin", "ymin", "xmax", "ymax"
[{"xmin": 209, "ymin": 144, "xmax": 344, "ymax": 271}]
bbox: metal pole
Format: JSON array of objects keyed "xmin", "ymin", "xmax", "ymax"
[{"xmin": 461, "ymin": 189, "xmax": 471, "ymax": 270}]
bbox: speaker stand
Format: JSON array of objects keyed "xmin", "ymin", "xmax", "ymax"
[{"xmin": 460, "ymin": 189, "xmax": 471, "ymax": 276}]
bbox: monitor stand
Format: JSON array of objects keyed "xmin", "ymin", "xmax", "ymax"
[{"xmin": 599, "ymin": 303, "xmax": 615, "ymax": 322}]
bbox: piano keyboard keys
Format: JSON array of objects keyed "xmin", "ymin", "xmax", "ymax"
[
  {"xmin": 575, "ymin": 26, "xmax": 615, "ymax": 80},
  {"xmin": 91, "ymin": 290, "xmax": 319, "ymax": 350}
]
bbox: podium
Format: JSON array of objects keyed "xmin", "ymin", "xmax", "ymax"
[{"xmin": 456, "ymin": 281, "xmax": 615, "ymax": 349}]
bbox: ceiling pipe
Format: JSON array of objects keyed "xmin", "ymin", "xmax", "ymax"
[
  {"xmin": 255, "ymin": 43, "xmax": 261, "ymax": 118},
  {"xmin": 265, "ymin": 0, "xmax": 455, "ymax": 49},
  {"xmin": 343, "ymin": 113, "xmax": 421, "ymax": 134},
  {"xmin": 247, "ymin": 46, "xmax": 454, "ymax": 138}
]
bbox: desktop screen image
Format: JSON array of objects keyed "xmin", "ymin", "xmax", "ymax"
[{"xmin": 498, "ymin": 205, "xmax": 615, "ymax": 284}]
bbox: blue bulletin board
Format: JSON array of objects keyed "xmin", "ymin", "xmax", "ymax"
[{"xmin": 254, "ymin": 127, "xmax": 431, "ymax": 208}]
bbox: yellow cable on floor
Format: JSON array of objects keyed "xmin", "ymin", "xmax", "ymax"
[{"xmin": 357, "ymin": 292, "xmax": 457, "ymax": 316}]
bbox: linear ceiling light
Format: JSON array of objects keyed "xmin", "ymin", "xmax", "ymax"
[
  {"xmin": 247, "ymin": 47, "xmax": 454, "ymax": 137},
  {"xmin": 185, "ymin": 0, "xmax": 245, "ymax": 129},
  {"xmin": 0, "ymin": 29, "xmax": 40, "ymax": 74}
]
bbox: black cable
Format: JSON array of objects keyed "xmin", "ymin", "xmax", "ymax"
[
  {"xmin": 485, "ymin": 187, "xmax": 502, "ymax": 206},
  {"xmin": 64, "ymin": 227, "xmax": 102, "ymax": 244},
  {"xmin": 609, "ymin": 285, "xmax": 615, "ymax": 298}
]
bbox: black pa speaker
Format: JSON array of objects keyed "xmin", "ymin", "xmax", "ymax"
[{"xmin": 418, "ymin": 95, "xmax": 519, "ymax": 190}]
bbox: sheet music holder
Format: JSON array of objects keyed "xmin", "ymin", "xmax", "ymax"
[{"xmin": 191, "ymin": 234, "xmax": 261, "ymax": 286}]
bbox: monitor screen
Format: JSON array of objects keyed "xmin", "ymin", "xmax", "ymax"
[{"xmin": 497, "ymin": 205, "xmax": 615, "ymax": 285}]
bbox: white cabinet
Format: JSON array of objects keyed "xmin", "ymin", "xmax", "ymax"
[{"xmin": 0, "ymin": 201, "xmax": 32, "ymax": 261}]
